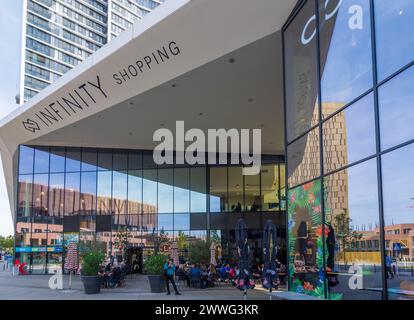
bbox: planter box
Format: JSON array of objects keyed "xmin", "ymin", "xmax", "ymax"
[
  {"xmin": 148, "ymin": 275, "xmax": 166, "ymax": 293},
  {"xmin": 81, "ymin": 275, "xmax": 101, "ymax": 294}
]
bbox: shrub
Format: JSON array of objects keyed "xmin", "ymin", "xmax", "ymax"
[
  {"xmin": 144, "ymin": 253, "xmax": 166, "ymax": 275},
  {"xmin": 81, "ymin": 250, "xmax": 105, "ymax": 276}
]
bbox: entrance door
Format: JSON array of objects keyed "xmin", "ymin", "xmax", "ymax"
[{"xmin": 126, "ymin": 247, "xmax": 143, "ymax": 274}]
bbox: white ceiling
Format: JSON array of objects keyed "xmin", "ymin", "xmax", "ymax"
[{"xmin": 28, "ymin": 32, "xmax": 285, "ymax": 155}]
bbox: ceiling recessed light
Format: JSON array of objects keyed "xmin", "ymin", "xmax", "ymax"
[
  {"xmin": 129, "ymin": 132, "xmax": 133, "ymax": 135},
  {"xmin": 129, "ymin": 102, "xmax": 135, "ymax": 105},
  {"xmin": 172, "ymin": 84, "xmax": 177, "ymax": 88},
  {"xmin": 261, "ymin": 124, "xmax": 265, "ymax": 128},
  {"xmin": 199, "ymin": 112, "xmax": 204, "ymax": 116},
  {"xmin": 229, "ymin": 58, "xmax": 236, "ymax": 63},
  {"xmin": 73, "ymin": 125, "xmax": 78, "ymax": 128},
  {"xmin": 248, "ymin": 98, "xmax": 254, "ymax": 102},
  {"xmin": 160, "ymin": 124, "xmax": 165, "ymax": 127}
]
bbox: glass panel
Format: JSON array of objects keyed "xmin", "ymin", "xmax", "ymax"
[
  {"xmin": 18, "ymin": 175, "xmax": 33, "ymax": 217},
  {"xmin": 98, "ymin": 149, "xmax": 112, "ymax": 171},
  {"xmin": 64, "ymin": 172, "xmax": 80, "ymax": 216},
  {"xmin": 48, "ymin": 174, "xmax": 65, "ymax": 217},
  {"xmin": 324, "ymin": 159, "xmax": 382, "ymax": 300},
  {"xmin": 288, "ymin": 127, "xmax": 321, "ymax": 187},
  {"xmin": 245, "ymin": 170, "xmax": 260, "ymax": 212},
  {"xmin": 143, "ymin": 169, "xmax": 157, "ymax": 214},
  {"xmin": 49, "ymin": 147, "xmax": 65, "ymax": 173},
  {"xmin": 228, "ymin": 166, "xmax": 243, "ymax": 212},
  {"xmin": 319, "ymin": 0, "xmax": 372, "ymax": 117},
  {"xmin": 382, "ymin": 143, "xmax": 414, "ymax": 299},
  {"xmin": 288, "ymin": 180, "xmax": 325, "ymax": 298},
  {"xmin": 323, "ymin": 93, "xmax": 376, "ymax": 173},
  {"xmin": 113, "ymin": 151, "xmax": 128, "ymax": 171},
  {"xmin": 284, "ymin": 0, "xmax": 319, "ymax": 142},
  {"xmin": 128, "ymin": 150, "xmax": 142, "ymax": 170},
  {"xmin": 157, "ymin": 214, "xmax": 173, "ymax": 231},
  {"xmin": 97, "ymin": 171, "xmax": 112, "ymax": 215},
  {"xmin": 34, "ymin": 147, "xmax": 49, "ymax": 174},
  {"xmin": 47, "ymin": 252, "xmax": 62, "ymax": 273},
  {"xmin": 65, "ymin": 147, "xmax": 81, "ymax": 172},
  {"xmin": 128, "ymin": 170, "xmax": 142, "ymax": 214},
  {"xmin": 19, "ymin": 145, "xmax": 34, "ymax": 174},
  {"xmin": 210, "ymin": 167, "xmax": 228, "ymax": 213},
  {"xmin": 379, "ymin": 66, "xmax": 414, "ymax": 151},
  {"xmin": 113, "ymin": 170, "xmax": 127, "ymax": 215},
  {"xmin": 375, "ymin": 0, "xmax": 414, "ymax": 80},
  {"xmin": 190, "ymin": 167, "xmax": 206, "ymax": 213},
  {"xmin": 80, "ymin": 171, "xmax": 97, "ymax": 215},
  {"xmin": 33, "ymin": 174, "xmax": 48, "ymax": 217},
  {"xmin": 174, "ymin": 214, "xmax": 190, "ymax": 230},
  {"xmin": 174, "ymin": 168, "xmax": 190, "ymax": 213},
  {"xmin": 81, "ymin": 148, "xmax": 97, "ymax": 171},
  {"xmin": 261, "ymin": 164, "xmax": 279, "ymax": 211},
  {"xmin": 158, "ymin": 169, "xmax": 174, "ymax": 213},
  {"xmin": 31, "ymin": 252, "xmax": 46, "ymax": 274}
]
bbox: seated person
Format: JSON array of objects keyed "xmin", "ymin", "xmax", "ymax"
[{"xmin": 190, "ymin": 264, "xmax": 204, "ymax": 288}]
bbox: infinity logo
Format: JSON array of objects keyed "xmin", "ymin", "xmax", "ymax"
[{"xmin": 22, "ymin": 119, "xmax": 40, "ymax": 133}]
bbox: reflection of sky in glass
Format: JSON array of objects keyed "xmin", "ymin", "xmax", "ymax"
[
  {"xmin": 174, "ymin": 214, "xmax": 190, "ymax": 230},
  {"xmin": 34, "ymin": 149, "xmax": 49, "ymax": 174},
  {"xmin": 382, "ymin": 143, "xmax": 414, "ymax": 226},
  {"xmin": 375, "ymin": 0, "xmax": 414, "ymax": 81},
  {"xmin": 379, "ymin": 66, "xmax": 414, "ymax": 151},
  {"xmin": 346, "ymin": 158, "xmax": 379, "ymax": 229},
  {"xmin": 81, "ymin": 172, "xmax": 96, "ymax": 194},
  {"xmin": 19, "ymin": 146, "xmax": 34, "ymax": 174},
  {"xmin": 321, "ymin": 0, "xmax": 372, "ymax": 105}
]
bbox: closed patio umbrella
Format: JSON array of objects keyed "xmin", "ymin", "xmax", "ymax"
[
  {"xmin": 169, "ymin": 241, "xmax": 179, "ymax": 266},
  {"xmin": 63, "ymin": 242, "xmax": 79, "ymax": 291}
]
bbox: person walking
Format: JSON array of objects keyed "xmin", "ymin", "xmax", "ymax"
[{"xmin": 164, "ymin": 258, "xmax": 181, "ymax": 295}]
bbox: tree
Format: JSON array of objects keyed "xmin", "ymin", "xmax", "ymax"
[
  {"xmin": 189, "ymin": 239, "xmax": 211, "ymax": 265},
  {"xmin": 333, "ymin": 211, "xmax": 363, "ymax": 264},
  {"xmin": 0, "ymin": 235, "xmax": 14, "ymax": 253}
]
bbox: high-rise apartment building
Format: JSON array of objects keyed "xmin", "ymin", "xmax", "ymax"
[{"xmin": 18, "ymin": 0, "xmax": 165, "ymax": 103}]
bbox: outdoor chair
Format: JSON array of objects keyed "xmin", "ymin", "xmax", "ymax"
[{"xmin": 189, "ymin": 275, "xmax": 203, "ymax": 288}]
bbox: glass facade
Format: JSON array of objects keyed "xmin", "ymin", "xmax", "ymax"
[
  {"xmin": 284, "ymin": 0, "xmax": 414, "ymax": 300},
  {"xmin": 15, "ymin": 145, "xmax": 285, "ymax": 274},
  {"xmin": 22, "ymin": 0, "xmax": 165, "ymax": 102}
]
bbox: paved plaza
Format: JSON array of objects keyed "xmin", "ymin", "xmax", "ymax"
[{"xmin": 0, "ymin": 272, "xmax": 283, "ymax": 300}]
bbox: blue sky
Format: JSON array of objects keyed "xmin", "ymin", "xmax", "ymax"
[{"xmin": 0, "ymin": 0, "xmax": 22, "ymax": 236}]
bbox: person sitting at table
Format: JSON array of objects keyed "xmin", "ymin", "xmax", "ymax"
[{"xmin": 189, "ymin": 263, "xmax": 205, "ymax": 288}]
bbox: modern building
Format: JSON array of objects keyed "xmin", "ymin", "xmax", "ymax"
[
  {"xmin": 19, "ymin": 0, "xmax": 165, "ymax": 103},
  {"xmin": 1, "ymin": 0, "xmax": 414, "ymax": 300}
]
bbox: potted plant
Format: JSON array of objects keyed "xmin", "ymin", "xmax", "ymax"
[
  {"xmin": 81, "ymin": 250, "xmax": 105, "ymax": 294},
  {"xmin": 144, "ymin": 253, "xmax": 166, "ymax": 293}
]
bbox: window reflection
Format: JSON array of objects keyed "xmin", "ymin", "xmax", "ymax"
[
  {"xmin": 112, "ymin": 170, "xmax": 127, "ymax": 214},
  {"xmin": 143, "ymin": 169, "xmax": 157, "ymax": 213},
  {"xmin": 128, "ymin": 170, "xmax": 142, "ymax": 214},
  {"xmin": 19, "ymin": 146, "xmax": 34, "ymax": 174},
  {"xmin": 64, "ymin": 172, "xmax": 80, "ymax": 215},
  {"xmin": 319, "ymin": 0, "xmax": 372, "ymax": 116},
  {"xmin": 379, "ymin": 66, "xmax": 414, "ymax": 151},
  {"xmin": 324, "ymin": 159, "xmax": 382, "ymax": 300},
  {"xmin": 190, "ymin": 167, "xmax": 206, "ymax": 213},
  {"xmin": 228, "ymin": 166, "xmax": 243, "ymax": 212},
  {"xmin": 18, "ymin": 175, "xmax": 33, "ymax": 217},
  {"xmin": 50, "ymin": 147, "xmax": 65, "ymax": 173},
  {"xmin": 97, "ymin": 171, "xmax": 112, "ymax": 215},
  {"xmin": 323, "ymin": 93, "xmax": 376, "ymax": 173},
  {"xmin": 174, "ymin": 168, "xmax": 190, "ymax": 213},
  {"xmin": 210, "ymin": 167, "xmax": 228, "ymax": 213},
  {"xmin": 375, "ymin": 0, "xmax": 414, "ymax": 80},
  {"xmin": 34, "ymin": 147, "xmax": 50, "ymax": 174},
  {"xmin": 288, "ymin": 127, "xmax": 320, "ymax": 187},
  {"xmin": 33, "ymin": 174, "xmax": 48, "ymax": 216},
  {"xmin": 284, "ymin": 0, "xmax": 319, "ymax": 142},
  {"xmin": 80, "ymin": 171, "xmax": 97, "ymax": 215},
  {"xmin": 158, "ymin": 169, "xmax": 173, "ymax": 213},
  {"xmin": 245, "ymin": 171, "xmax": 260, "ymax": 211},
  {"xmin": 382, "ymin": 143, "xmax": 414, "ymax": 299}
]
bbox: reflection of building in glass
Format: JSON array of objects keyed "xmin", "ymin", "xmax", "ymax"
[{"xmin": 346, "ymin": 224, "xmax": 414, "ymax": 262}]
